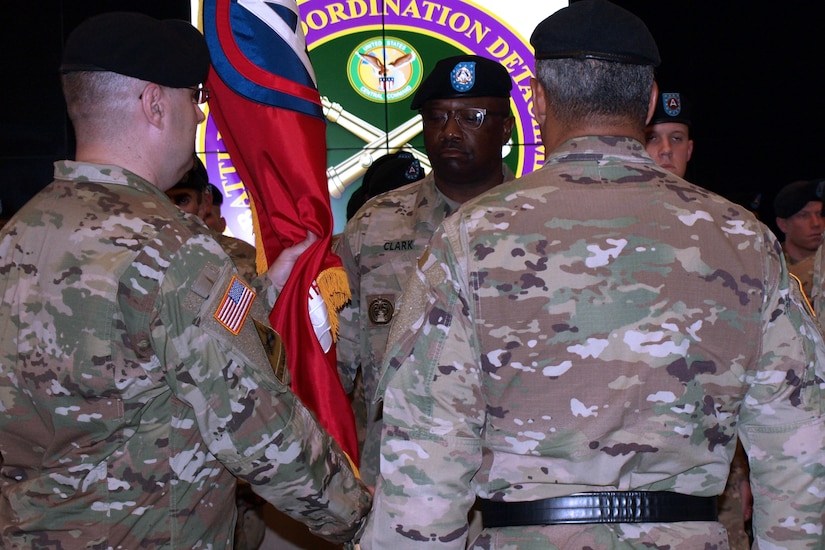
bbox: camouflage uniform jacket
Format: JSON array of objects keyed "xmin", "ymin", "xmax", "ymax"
[
  {"xmin": 361, "ymin": 136, "xmax": 825, "ymax": 549},
  {"xmin": 335, "ymin": 167, "xmax": 513, "ymax": 486},
  {"xmin": 0, "ymin": 162, "xmax": 370, "ymax": 548}
]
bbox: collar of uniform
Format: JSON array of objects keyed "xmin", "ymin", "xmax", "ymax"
[
  {"xmin": 544, "ymin": 135, "xmax": 654, "ymax": 168},
  {"xmin": 412, "ymin": 172, "xmax": 452, "ymax": 230},
  {"xmin": 430, "ymin": 162, "xmax": 517, "ymax": 217},
  {"xmin": 54, "ymin": 160, "xmax": 172, "ymax": 203},
  {"xmin": 438, "ymin": 187, "xmax": 462, "ymax": 216}
]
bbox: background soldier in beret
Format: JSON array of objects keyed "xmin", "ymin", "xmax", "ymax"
[
  {"xmin": 167, "ymin": 157, "xmax": 258, "ymax": 285},
  {"xmin": 644, "ymin": 89, "xmax": 694, "ymax": 179},
  {"xmin": 335, "ymin": 54, "xmax": 515, "ymax": 488},
  {"xmin": 167, "ymin": 155, "xmax": 215, "ymax": 220},
  {"xmin": 773, "ymin": 179, "xmax": 825, "ymax": 297},
  {"xmin": 345, "ymin": 151, "xmax": 426, "ymax": 221},
  {"xmin": 0, "ymin": 11, "xmax": 370, "ymax": 548},
  {"xmin": 360, "ymin": 0, "xmax": 825, "ymax": 548},
  {"xmin": 205, "ymin": 183, "xmax": 228, "ymax": 233}
]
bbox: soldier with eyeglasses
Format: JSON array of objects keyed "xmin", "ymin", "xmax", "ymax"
[
  {"xmin": 335, "ymin": 54, "xmax": 515, "ymax": 487},
  {"xmin": 0, "ymin": 11, "xmax": 370, "ymax": 548}
]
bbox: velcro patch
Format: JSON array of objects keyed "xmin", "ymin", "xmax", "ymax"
[
  {"xmin": 253, "ymin": 318, "xmax": 290, "ymax": 385},
  {"xmin": 213, "ymin": 275, "xmax": 256, "ymax": 335}
]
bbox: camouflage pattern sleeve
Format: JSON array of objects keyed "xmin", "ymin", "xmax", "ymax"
[
  {"xmin": 361, "ymin": 224, "xmax": 484, "ymax": 549},
  {"xmin": 0, "ymin": 165, "xmax": 369, "ymax": 548},
  {"xmin": 154, "ymin": 236, "xmax": 371, "ymax": 543},
  {"xmin": 334, "ymin": 227, "xmax": 361, "ymax": 394},
  {"xmin": 739, "ymin": 243, "xmax": 825, "ymax": 549}
]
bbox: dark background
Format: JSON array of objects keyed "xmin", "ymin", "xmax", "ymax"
[
  {"xmin": 0, "ymin": 0, "xmax": 190, "ymax": 219},
  {"xmin": 2, "ymin": 1, "xmax": 824, "ymax": 236},
  {"xmin": 623, "ymin": 0, "xmax": 825, "ymax": 231}
]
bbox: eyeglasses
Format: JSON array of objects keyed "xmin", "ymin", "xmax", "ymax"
[
  {"xmin": 190, "ymin": 85, "xmax": 210, "ymax": 104},
  {"xmin": 420, "ymin": 107, "xmax": 509, "ymax": 130},
  {"xmin": 138, "ymin": 85, "xmax": 210, "ymax": 104}
]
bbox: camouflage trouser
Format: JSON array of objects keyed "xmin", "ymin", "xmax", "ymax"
[
  {"xmin": 234, "ymin": 482, "xmax": 267, "ymax": 550},
  {"xmin": 717, "ymin": 441, "xmax": 752, "ymax": 550}
]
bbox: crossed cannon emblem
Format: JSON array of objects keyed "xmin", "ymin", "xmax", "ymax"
[{"xmin": 322, "ymin": 96, "xmax": 430, "ymax": 198}]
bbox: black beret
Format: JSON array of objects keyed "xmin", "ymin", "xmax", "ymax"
[
  {"xmin": 172, "ymin": 156, "xmax": 209, "ymax": 193},
  {"xmin": 531, "ymin": 0, "xmax": 660, "ymax": 67},
  {"xmin": 410, "ymin": 55, "xmax": 511, "ymax": 110},
  {"xmin": 363, "ymin": 152, "xmax": 425, "ymax": 197},
  {"xmin": 346, "ymin": 152, "xmax": 426, "ymax": 220},
  {"xmin": 773, "ymin": 179, "xmax": 825, "ymax": 218},
  {"xmin": 208, "ymin": 183, "xmax": 224, "ymax": 205},
  {"xmin": 61, "ymin": 11, "xmax": 209, "ymax": 88},
  {"xmin": 346, "ymin": 186, "xmax": 369, "ymax": 221},
  {"xmin": 650, "ymin": 91, "xmax": 692, "ymax": 127}
]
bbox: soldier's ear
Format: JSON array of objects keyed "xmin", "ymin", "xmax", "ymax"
[
  {"xmin": 139, "ymin": 83, "xmax": 164, "ymax": 129},
  {"xmin": 646, "ymin": 81, "xmax": 659, "ymax": 126},
  {"xmin": 500, "ymin": 117, "xmax": 514, "ymax": 146},
  {"xmin": 530, "ymin": 77, "xmax": 546, "ymax": 127}
]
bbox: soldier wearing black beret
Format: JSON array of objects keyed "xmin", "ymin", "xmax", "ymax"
[
  {"xmin": 410, "ymin": 54, "xmax": 515, "ymax": 204},
  {"xmin": 60, "ymin": 11, "xmax": 212, "ymax": 189},
  {"xmin": 773, "ymin": 179, "xmax": 825, "ymax": 296},
  {"xmin": 360, "ymin": 1, "xmax": 825, "ymax": 548},
  {"xmin": 645, "ymin": 89, "xmax": 694, "ymax": 178},
  {"xmin": 334, "ymin": 53, "xmax": 516, "ymax": 489},
  {"xmin": 0, "ymin": 11, "xmax": 372, "ymax": 549},
  {"xmin": 345, "ymin": 151, "xmax": 425, "ymax": 220},
  {"xmin": 166, "ymin": 155, "xmax": 211, "ymax": 219}
]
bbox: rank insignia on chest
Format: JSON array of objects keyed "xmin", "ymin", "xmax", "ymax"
[
  {"xmin": 214, "ymin": 275, "xmax": 256, "ymax": 335},
  {"xmin": 368, "ymin": 296, "xmax": 395, "ymax": 325}
]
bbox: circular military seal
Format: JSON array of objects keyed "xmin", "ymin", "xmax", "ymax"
[
  {"xmin": 348, "ymin": 37, "xmax": 423, "ymax": 103},
  {"xmin": 368, "ymin": 296, "xmax": 395, "ymax": 325}
]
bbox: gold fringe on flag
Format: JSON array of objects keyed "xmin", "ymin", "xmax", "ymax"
[
  {"xmin": 317, "ymin": 265, "xmax": 351, "ymax": 341},
  {"xmin": 248, "ymin": 196, "xmax": 351, "ymax": 342}
]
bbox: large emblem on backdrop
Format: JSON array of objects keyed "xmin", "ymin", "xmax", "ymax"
[{"xmin": 197, "ymin": 0, "xmax": 541, "ymax": 241}]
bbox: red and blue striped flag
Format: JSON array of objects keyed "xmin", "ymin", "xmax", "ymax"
[{"xmin": 202, "ymin": 0, "xmax": 358, "ymax": 463}]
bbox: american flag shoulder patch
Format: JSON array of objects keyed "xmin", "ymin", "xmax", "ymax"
[{"xmin": 214, "ymin": 275, "xmax": 256, "ymax": 335}]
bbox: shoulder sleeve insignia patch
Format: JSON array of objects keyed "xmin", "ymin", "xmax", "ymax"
[{"xmin": 214, "ymin": 275, "xmax": 256, "ymax": 335}]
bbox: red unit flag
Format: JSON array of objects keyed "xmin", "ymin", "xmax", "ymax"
[{"xmin": 203, "ymin": 0, "xmax": 358, "ymax": 464}]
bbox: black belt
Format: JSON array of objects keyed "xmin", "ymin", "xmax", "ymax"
[{"xmin": 478, "ymin": 491, "xmax": 718, "ymax": 527}]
